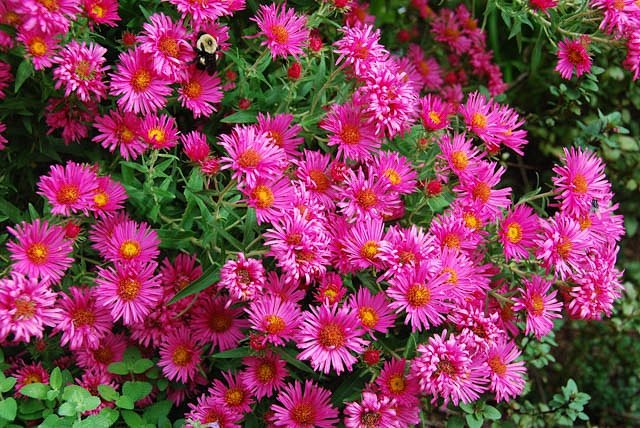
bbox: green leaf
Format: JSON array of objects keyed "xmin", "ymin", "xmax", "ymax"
[
  {"xmin": 122, "ymin": 381, "xmax": 152, "ymax": 402},
  {"xmin": 446, "ymin": 416, "xmax": 465, "ymax": 428},
  {"xmin": 279, "ymin": 348, "xmax": 315, "ymax": 375},
  {"xmin": 220, "ymin": 110, "xmax": 258, "ymax": 124},
  {"xmin": 115, "ymin": 396, "xmax": 134, "ymax": 410},
  {"xmin": 107, "ymin": 362, "xmax": 129, "ymax": 376},
  {"xmin": 98, "ymin": 385, "xmax": 119, "ymax": 402},
  {"xmin": 62, "ymin": 386, "xmax": 91, "ymax": 403},
  {"xmin": 122, "ymin": 410, "xmax": 144, "ymax": 427},
  {"xmin": 484, "ymin": 405, "xmax": 501, "ymax": 420},
  {"xmin": 0, "ymin": 398, "xmax": 17, "ymax": 421},
  {"xmin": 14, "ymin": 60, "xmax": 34, "ymax": 93},
  {"xmin": 142, "ymin": 400, "xmax": 172, "ymax": 424},
  {"xmin": 132, "ymin": 359, "xmax": 154, "ymax": 374},
  {"xmin": 459, "ymin": 403, "xmax": 474, "ymax": 414},
  {"xmin": 20, "ymin": 383, "xmax": 50, "ymax": 400},
  {"xmin": 0, "ymin": 377, "xmax": 16, "ymax": 393},
  {"xmin": 211, "ymin": 347, "xmax": 251, "ymax": 359},
  {"xmin": 49, "ymin": 368, "xmax": 62, "ymax": 391},
  {"xmin": 465, "ymin": 413, "xmax": 484, "ymax": 428},
  {"xmin": 58, "ymin": 402, "xmax": 77, "ymax": 417},
  {"xmin": 99, "ymin": 407, "xmax": 120, "ymax": 425},
  {"xmin": 73, "ymin": 413, "xmax": 112, "ymax": 428},
  {"xmin": 169, "ymin": 264, "xmax": 219, "ymax": 304},
  {"xmin": 79, "ymin": 396, "xmax": 101, "ymax": 413}
]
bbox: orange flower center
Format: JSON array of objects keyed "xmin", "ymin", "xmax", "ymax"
[
  {"xmin": 117, "ymin": 277, "xmax": 141, "ymax": 301},
  {"xmin": 318, "ymin": 322, "xmax": 345, "ymax": 348},
  {"xmin": 442, "ymin": 232, "xmax": 461, "ymax": 249},
  {"xmin": 463, "ymin": 212, "xmax": 481, "ymax": 230},
  {"xmin": 257, "ymin": 362, "xmax": 275, "ymax": 382},
  {"xmin": 567, "ymin": 48, "xmax": 584, "ymax": 66},
  {"xmin": 407, "ymin": 283, "xmax": 431, "ymax": 307},
  {"xmin": 471, "ymin": 112, "xmax": 488, "ymax": 130},
  {"xmin": 339, "ymin": 124, "xmax": 361, "ymax": 145},
  {"xmin": 93, "ymin": 190, "xmax": 109, "ymax": 208},
  {"xmin": 23, "ymin": 372, "xmax": 43, "ymax": 384},
  {"xmin": 131, "ymin": 69, "xmax": 152, "ymax": 92},
  {"xmin": 158, "ymin": 35, "xmax": 180, "ymax": 57},
  {"xmin": 73, "ymin": 309, "xmax": 96, "ymax": 327},
  {"xmin": 309, "ymin": 169, "xmax": 331, "ymax": 192},
  {"xmin": 506, "ymin": 222, "xmax": 522, "ymax": 243},
  {"xmin": 39, "ymin": 0, "xmax": 59, "ymax": 11},
  {"xmin": 436, "ymin": 359, "xmax": 457, "ymax": 377},
  {"xmin": 361, "ymin": 412, "xmax": 382, "ymax": 428},
  {"xmin": 238, "ymin": 149, "xmax": 261, "ymax": 168},
  {"xmin": 265, "ymin": 314, "xmax": 286, "ymax": 334},
  {"xmin": 252, "ymin": 185, "xmax": 275, "ymax": 209},
  {"xmin": 117, "ymin": 125, "xmax": 135, "ymax": 143},
  {"xmin": 27, "ymin": 243, "xmax": 49, "ymax": 265},
  {"xmin": 472, "ymin": 182, "xmax": 491, "ymax": 203},
  {"xmin": 208, "ymin": 312, "xmax": 232, "ymax": 332},
  {"xmin": 321, "ymin": 286, "xmax": 340, "ymax": 304},
  {"xmin": 531, "ymin": 294, "xmax": 545, "ymax": 316},
  {"xmin": 57, "ymin": 184, "xmax": 80, "ymax": 205},
  {"xmin": 443, "ymin": 267, "xmax": 458, "ymax": 285},
  {"xmin": 286, "ymin": 232, "xmax": 302, "ymax": 245},
  {"xmin": 291, "ymin": 403, "xmax": 315, "ymax": 425},
  {"xmin": 356, "ymin": 188, "xmax": 377, "ymax": 208},
  {"xmin": 266, "ymin": 130, "xmax": 284, "ymax": 148},
  {"xmin": 398, "ymin": 250, "xmax": 415, "ymax": 264},
  {"xmin": 388, "ymin": 374, "xmax": 406, "ymax": 393},
  {"xmin": 488, "ymin": 355, "xmax": 507, "ymax": 376},
  {"xmin": 148, "ymin": 128, "xmax": 166, "ymax": 146},
  {"xmin": 14, "ymin": 297, "xmax": 37, "ymax": 320},
  {"xmin": 182, "ymin": 81, "xmax": 202, "ymax": 99},
  {"xmin": 572, "ymin": 174, "xmax": 588, "ymax": 194},
  {"xmin": 383, "ymin": 169, "xmax": 401, "ymax": 185},
  {"xmin": 578, "ymin": 215, "xmax": 591, "ymax": 230},
  {"xmin": 29, "ymin": 38, "xmax": 48, "ymax": 56},
  {"xmin": 224, "ymin": 388, "xmax": 244, "ymax": 407},
  {"xmin": 93, "ymin": 346, "xmax": 113, "ymax": 364},
  {"xmin": 171, "ymin": 344, "xmax": 192, "ymax": 367},
  {"xmin": 271, "ymin": 25, "xmax": 289, "ymax": 44},
  {"xmin": 417, "ymin": 60, "xmax": 430, "ymax": 76},
  {"xmin": 557, "ymin": 236, "xmax": 572, "ymax": 258},
  {"xmin": 91, "ymin": 4, "xmax": 105, "ymax": 18},
  {"xmin": 451, "ymin": 150, "xmax": 468, "ymax": 170},
  {"xmin": 74, "ymin": 60, "xmax": 95, "ymax": 80},
  {"xmin": 428, "ymin": 110, "xmax": 441, "ymax": 125},
  {"xmin": 119, "ymin": 240, "xmax": 141, "ymax": 260},
  {"xmin": 358, "ymin": 307, "xmax": 379, "ymax": 329},
  {"xmin": 360, "ymin": 240, "xmax": 379, "ymax": 260}
]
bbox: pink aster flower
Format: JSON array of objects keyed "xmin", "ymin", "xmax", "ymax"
[
  {"xmin": 88, "ymin": 211, "xmax": 130, "ymax": 258},
  {"xmin": 52, "ymin": 40, "xmax": 109, "ymax": 102},
  {"xmin": 17, "ymin": 28, "xmax": 60, "ymax": 70},
  {"xmin": 167, "ymin": 0, "xmax": 243, "ymax": 25},
  {"xmin": 16, "ymin": 0, "xmax": 80, "ymax": 33},
  {"xmin": 257, "ymin": 112, "xmax": 304, "ymax": 158},
  {"xmin": 219, "ymin": 253, "xmax": 265, "ymax": 302},
  {"xmin": 376, "ymin": 358, "xmax": 420, "ymax": 406},
  {"xmin": 12, "ymin": 362, "xmax": 50, "ymax": 395},
  {"xmin": 411, "ymin": 329, "xmax": 489, "ymax": 405},
  {"xmin": 459, "ymin": 91, "xmax": 502, "ymax": 143},
  {"xmin": 408, "ymin": 44, "xmax": 443, "ymax": 90},
  {"xmin": 242, "ymin": 351, "xmax": 289, "ymax": 399},
  {"xmin": 338, "ymin": 167, "xmax": 399, "ymax": 221},
  {"xmin": 379, "ymin": 224, "xmax": 436, "ymax": 281},
  {"xmin": 7, "ymin": 219, "xmax": 73, "ymax": 282},
  {"xmin": 91, "ymin": 176, "xmax": 127, "ymax": 216},
  {"xmin": 591, "ymin": 0, "xmax": 639, "ymax": 35},
  {"xmin": 53, "ymin": 286, "xmax": 112, "ymax": 350},
  {"xmin": 0, "ymin": 274, "xmax": 61, "ymax": 343},
  {"xmin": 247, "ymin": 295, "xmax": 301, "ymax": 346},
  {"xmin": 491, "ymin": 104, "xmax": 528, "ymax": 155},
  {"xmin": 344, "ymin": 392, "xmax": 398, "ymax": 428},
  {"xmin": 270, "ymin": 380, "xmax": 339, "ymax": 428},
  {"xmin": 341, "ymin": 216, "xmax": 394, "ymax": 270},
  {"xmin": 219, "ymin": 125, "xmax": 287, "ymax": 187},
  {"xmin": 430, "ymin": 213, "xmax": 481, "ymax": 253},
  {"xmin": 419, "ymin": 94, "xmax": 452, "ymax": 131},
  {"xmin": 347, "ymin": 287, "xmax": 396, "ymax": 337},
  {"xmin": 158, "ymin": 326, "xmax": 203, "ymax": 383},
  {"xmin": 431, "ymin": 9, "xmax": 472, "ymax": 54},
  {"xmin": 83, "ymin": 0, "xmax": 120, "ymax": 27},
  {"xmin": 104, "ymin": 220, "xmax": 160, "ymax": 265},
  {"xmin": 160, "ymin": 253, "xmax": 203, "ymax": 299},
  {"xmin": 552, "ymin": 146, "xmax": 611, "ymax": 216},
  {"xmin": 297, "ymin": 303, "xmax": 368, "ymax": 375},
  {"xmin": 499, "ymin": 204, "xmax": 539, "ymax": 261},
  {"xmin": 513, "ymin": 275, "xmax": 563, "ymax": 339},
  {"xmin": 95, "ymin": 261, "xmax": 163, "ymax": 325},
  {"xmin": 189, "ymin": 295, "xmax": 248, "ymax": 352},
  {"xmin": 321, "ymin": 101, "xmax": 380, "ymax": 162},
  {"xmin": 436, "ymin": 132, "xmax": 484, "ymax": 180},
  {"xmin": 387, "ymin": 263, "xmax": 450, "ymax": 332},
  {"xmin": 178, "ymin": 66, "xmax": 223, "ymax": 118},
  {"xmin": 252, "ymin": 3, "xmax": 309, "ymax": 59},
  {"xmin": 486, "ymin": 339, "xmax": 527, "ymax": 402},
  {"xmin": 185, "ymin": 393, "xmax": 242, "ymax": 428},
  {"xmin": 293, "ymin": 150, "xmax": 337, "ymax": 206},
  {"xmin": 334, "ymin": 24, "xmax": 388, "ymax": 76},
  {"xmin": 139, "ymin": 13, "xmax": 193, "ymax": 80},
  {"xmin": 181, "ymin": 131, "xmax": 210, "ymax": 163},
  {"xmin": 241, "ymin": 176, "xmax": 295, "ymax": 225},
  {"xmin": 0, "ymin": 121, "xmax": 6, "ymax": 150},
  {"xmin": 75, "ymin": 332, "xmax": 127, "ymax": 372},
  {"xmin": 535, "ymin": 214, "xmax": 590, "ymax": 279},
  {"xmin": 314, "ymin": 272, "xmax": 347, "ymax": 305},
  {"xmin": 93, "ymin": 110, "xmax": 146, "ymax": 160},
  {"xmin": 555, "ymin": 36, "xmax": 592, "ymax": 79},
  {"xmin": 370, "ymin": 151, "xmax": 418, "ymax": 195},
  {"xmin": 0, "ymin": 63, "xmax": 8, "ymax": 100},
  {"xmin": 109, "ymin": 48, "xmax": 172, "ymax": 115},
  {"xmin": 209, "ymin": 371, "xmax": 253, "ymax": 414},
  {"xmin": 455, "ymin": 161, "xmax": 512, "ymax": 221},
  {"xmin": 624, "ymin": 30, "xmax": 640, "ymax": 80},
  {"xmin": 37, "ymin": 161, "xmax": 98, "ymax": 216},
  {"xmin": 141, "ymin": 114, "xmax": 179, "ymax": 150},
  {"xmin": 45, "ymin": 98, "xmax": 96, "ymax": 145}
]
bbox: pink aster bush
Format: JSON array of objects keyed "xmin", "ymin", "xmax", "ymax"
[{"xmin": 0, "ymin": 0, "xmax": 637, "ymax": 426}]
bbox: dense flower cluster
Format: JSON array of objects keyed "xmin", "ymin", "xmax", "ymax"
[{"xmin": 0, "ymin": 0, "xmax": 630, "ymax": 426}]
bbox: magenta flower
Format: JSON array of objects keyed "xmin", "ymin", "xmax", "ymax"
[
  {"xmin": 37, "ymin": 161, "xmax": 98, "ymax": 216},
  {"xmin": 486, "ymin": 339, "xmax": 527, "ymax": 402},
  {"xmin": 341, "ymin": 216, "xmax": 394, "ymax": 270},
  {"xmin": 178, "ymin": 66, "xmax": 223, "ymax": 118},
  {"xmin": 247, "ymin": 295, "xmax": 301, "ymax": 346},
  {"xmin": 437, "ymin": 132, "xmax": 484, "ymax": 179},
  {"xmin": 241, "ymin": 176, "xmax": 295, "ymax": 225},
  {"xmin": 294, "ymin": 150, "xmax": 337, "ymax": 206},
  {"xmin": 53, "ymin": 286, "xmax": 112, "ymax": 350},
  {"xmin": 408, "ymin": 44, "xmax": 443, "ymax": 90},
  {"xmin": 555, "ymin": 37, "xmax": 592, "ymax": 79},
  {"xmin": 15, "ymin": 0, "xmax": 79, "ymax": 33},
  {"xmin": 344, "ymin": 392, "xmax": 398, "ymax": 428},
  {"xmin": 387, "ymin": 263, "xmax": 450, "ymax": 332},
  {"xmin": 419, "ymin": 94, "xmax": 452, "ymax": 131},
  {"xmin": 455, "ymin": 160, "xmax": 512, "ymax": 221},
  {"xmin": 334, "ymin": 24, "xmax": 388, "ymax": 76},
  {"xmin": 185, "ymin": 393, "xmax": 242, "ymax": 428},
  {"xmin": 514, "ymin": 276, "xmax": 563, "ymax": 339},
  {"xmin": 296, "ymin": 303, "xmax": 369, "ymax": 375},
  {"xmin": 104, "ymin": 220, "xmax": 160, "ymax": 265},
  {"xmin": 88, "ymin": 211, "xmax": 130, "ymax": 258},
  {"xmin": 7, "ymin": 219, "xmax": 73, "ymax": 282},
  {"xmin": 12, "ymin": 362, "xmax": 50, "ymax": 396},
  {"xmin": 189, "ymin": 296, "xmax": 248, "ymax": 352},
  {"xmin": 181, "ymin": 131, "xmax": 210, "ymax": 163},
  {"xmin": 93, "ymin": 110, "xmax": 146, "ymax": 160},
  {"xmin": 338, "ymin": 168, "xmax": 399, "ymax": 221},
  {"xmin": 257, "ymin": 112, "xmax": 304, "ymax": 159},
  {"xmin": 370, "ymin": 151, "xmax": 418, "ymax": 195},
  {"xmin": 139, "ymin": 13, "xmax": 193, "ymax": 80},
  {"xmin": 17, "ymin": 28, "xmax": 60, "ymax": 70},
  {"xmin": 74, "ymin": 332, "xmax": 127, "ymax": 372},
  {"xmin": 52, "ymin": 41, "xmax": 109, "ymax": 102},
  {"xmin": 219, "ymin": 253, "xmax": 265, "ymax": 302},
  {"xmin": 91, "ymin": 175, "xmax": 128, "ymax": 216},
  {"xmin": 209, "ymin": 371, "xmax": 254, "ymax": 414},
  {"xmin": 270, "ymin": 380, "xmax": 339, "ymax": 427},
  {"xmin": 499, "ymin": 204, "xmax": 539, "ymax": 261},
  {"xmin": 0, "ymin": 274, "xmax": 61, "ymax": 343},
  {"xmin": 83, "ymin": 0, "xmax": 120, "ymax": 27},
  {"xmin": 347, "ymin": 287, "xmax": 396, "ymax": 337},
  {"xmin": 109, "ymin": 48, "xmax": 172, "ymax": 115},
  {"xmin": 241, "ymin": 351, "xmax": 289, "ymax": 399},
  {"xmin": 376, "ymin": 358, "xmax": 420, "ymax": 406},
  {"xmin": 252, "ymin": 3, "xmax": 309, "ymax": 59},
  {"xmin": 141, "ymin": 114, "xmax": 180, "ymax": 150},
  {"xmin": 321, "ymin": 101, "xmax": 380, "ymax": 162},
  {"xmin": 535, "ymin": 214, "xmax": 590, "ymax": 279},
  {"xmin": 158, "ymin": 327, "xmax": 203, "ymax": 383}
]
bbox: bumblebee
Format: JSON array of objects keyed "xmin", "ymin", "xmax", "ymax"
[{"xmin": 195, "ymin": 33, "xmax": 218, "ymax": 75}]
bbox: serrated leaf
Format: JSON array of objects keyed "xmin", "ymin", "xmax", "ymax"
[
  {"xmin": 142, "ymin": 400, "xmax": 172, "ymax": 424},
  {"xmin": 49, "ymin": 368, "xmax": 62, "ymax": 391},
  {"xmin": 169, "ymin": 264, "xmax": 219, "ymax": 304},
  {"xmin": 122, "ymin": 381, "xmax": 152, "ymax": 402},
  {"xmin": 97, "ymin": 385, "xmax": 118, "ymax": 402},
  {"xmin": 58, "ymin": 402, "xmax": 77, "ymax": 417},
  {"xmin": 465, "ymin": 413, "xmax": 484, "ymax": 428},
  {"xmin": 20, "ymin": 383, "xmax": 49, "ymax": 400},
  {"xmin": 0, "ymin": 398, "xmax": 17, "ymax": 421},
  {"xmin": 115, "ymin": 395, "xmax": 134, "ymax": 410},
  {"xmin": 122, "ymin": 410, "xmax": 144, "ymax": 427},
  {"xmin": 484, "ymin": 405, "xmax": 501, "ymax": 420},
  {"xmin": 107, "ymin": 362, "xmax": 129, "ymax": 376},
  {"xmin": 0, "ymin": 377, "xmax": 16, "ymax": 393},
  {"xmin": 132, "ymin": 359, "xmax": 154, "ymax": 374},
  {"xmin": 73, "ymin": 413, "xmax": 112, "ymax": 428}
]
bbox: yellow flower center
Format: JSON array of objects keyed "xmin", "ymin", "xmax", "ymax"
[
  {"xmin": 291, "ymin": 403, "xmax": 315, "ymax": 425},
  {"xmin": 406, "ymin": 283, "xmax": 431, "ymax": 307},
  {"xmin": 131, "ymin": 69, "xmax": 152, "ymax": 92},
  {"xmin": 117, "ymin": 278, "xmax": 141, "ymax": 301},
  {"xmin": 119, "ymin": 240, "xmax": 141, "ymax": 260},
  {"xmin": 158, "ymin": 35, "xmax": 180, "ymax": 57},
  {"xmin": 224, "ymin": 388, "xmax": 244, "ymax": 407},
  {"xmin": 251, "ymin": 185, "xmax": 275, "ymax": 209},
  {"xmin": 257, "ymin": 362, "xmax": 275, "ymax": 382},
  {"xmin": 572, "ymin": 174, "xmax": 588, "ymax": 194},
  {"xmin": 388, "ymin": 374, "xmax": 406, "ymax": 393},
  {"xmin": 471, "ymin": 112, "xmax": 488, "ymax": 130},
  {"xmin": 506, "ymin": 222, "xmax": 522, "ymax": 243},
  {"xmin": 94, "ymin": 191, "xmax": 109, "ymax": 208},
  {"xmin": 443, "ymin": 233, "xmax": 461, "ymax": 249},
  {"xmin": 265, "ymin": 314, "xmax": 286, "ymax": 334},
  {"xmin": 384, "ymin": 169, "xmax": 401, "ymax": 186},
  {"xmin": 57, "ymin": 184, "xmax": 80, "ymax": 205},
  {"xmin": 360, "ymin": 240, "xmax": 379, "ymax": 260},
  {"xmin": 182, "ymin": 81, "xmax": 202, "ymax": 99},
  {"xmin": 451, "ymin": 150, "xmax": 469, "ymax": 170},
  {"xmin": 29, "ymin": 38, "xmax": 48, "ymax": 56},
  {"xmin": 428, "ymin": 110, "xmax": 441, "ymax": 125},
  {"xmin": 271, "ymin": 25, "xmax": 290, "ymax": 44},
  {"xmin": 356, "ymin": 188, "xmax": 378, "ymax": 208},
  {"xmin": 309, "ymin": 169, "xmax": 331, "ymax": 192},
  {"xmin": 339, "ymin": 124, "xmax": 361, "ymax": 145},
  {"xmin": 238, "ymin": 149, "xmax": 261, "ymax": 168},
  {"xmin": 171, "ymin": 344, "xmax": 192, "ymax": 367},
  {"xmin": 318, "ymin": 322, "xmax": 345, "ymax": 348},
  {"xmin": 27, "ymin": 243, "xmax": 49, "ymax": 265},
  {"xmin": 531, "ymin": 294, "xmax": 545, "ymax": 316},
  {"xmin": 472, "ymin": 182, "xmax": 491, "ymax": 203},
  {"xmin": 358, "ymin": 307, "xmax": 379, "ymax": 329}
]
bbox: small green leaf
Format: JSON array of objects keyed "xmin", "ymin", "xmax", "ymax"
[
  {"xmin": 0, "ymin": 377, "xmax": 16, "ymax": 393},
  {"xmin": 50, "ymin": 368, "xmax": 62, "ymax": 390},
  {"xmin": 220, "ymin": 110, "xmax": 258, "ymax": 124},
  {"xmin": 122, "ymin": 410, "xmax": 144, "ymax": 427},
  {"xmin": 0, "ymin": 398, "xmax": 17, "ymax": 421},
  {"xmin": 483, "ymin": 405, "xmax": 501, "ymax": 420},
  {"xmin": 14, "ymin": 60, "xmax": 34, "ymax": 93},
  {"xmin": 122, "ymin": 381, "xmax": 152, "ymax": 402},
  {"xmin": 211, "ymin": 347, "xmax": 251, "ymax": 359},
  {"xmin": 79, "ymin": 396, "xmax": 101, "ymax": 413},
  {"xmin": 465, "ymin": 413, "xmax": 484, "ymax": 428},
  {"xmin": 73, "ymin": 413, "xmax": 112, "ymax": 428},
  {"xmin": 62, "ymin": 385, "xmax": 91, "ymax": 403},
  {"xmin": 132, "ymin": 359, "xmax": 154, "ymax": 374},
  {"xmin": 107, "ymin": 362, "xmax": 129, "ymax": 376},
  {"xmin": 142, "ymin": 400, "xmax": 172, "ymax": 424},
  {"xmin": 58, "ymin": 402, "xmax": 77, "ymax": 417},
  {"xmin": 98, "ymin": 385, "xmax": 119, "ymax": 402},
  {"xmin": 116, "ymin": 395, "xmax": 134, "ymax": 410},
  {"xmin": 20, "ymin": 383, "xmax": 50, "ymax": 400},
  {"xmin": 446, "ymin": 416, "xmax": 465, "ymax": 428}
]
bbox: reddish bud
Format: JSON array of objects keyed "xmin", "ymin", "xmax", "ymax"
[
  {"xmin": 249, "ymin": 333, "xmax": 268, "ymax": 351},
  {"xmin": 330, "ymin": 161, "xmax": 349, "ymax": 183},
  {"xmin": 309, "ymin": 30, "xmax": 323, "ymax": 52},
  {"xmin": 396, "ymin": 29, "xmax": 411, "ymax": 44},
  {"xmin": 444, "ymin": 71, "xmax": 458, "ymax": 85},
  {"xmin": 417, "ymin": 137, "xmax": 430, "ymax": 150},
  {"xmin": 425, "ymin": 179, "xmax": 443, "ymax": 197},
  {"xmin": 333, "ymin": 0, "xmax": 349, "ymax": 8},
  {"xmin": 199, "ymin": 157, "xmax": 220, "ymax": 176},
  {"xmin": 363, "ymin": 348, "xmax": 381, "ymax": 366},
  {"xmin": 287, "ymin": 62, "xmax": 301, "ymax": 80},
  {"xmin": 34, "ymin": 339, "xmax": 47, "ymax": 352},
  {"xmin": 225, "ymin": 69, "xmax": 237, "ymax": 82},
  {"xmin": 238, "ymin": 98, "xmax": 251, "ymax": 110},
  {"xmin": 122, "ymin": 31, "xmax": 137, "ymax": 46},
  {"xmin": 63, "ymin": 222, "xmax": 81, "ymax": 239}
]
